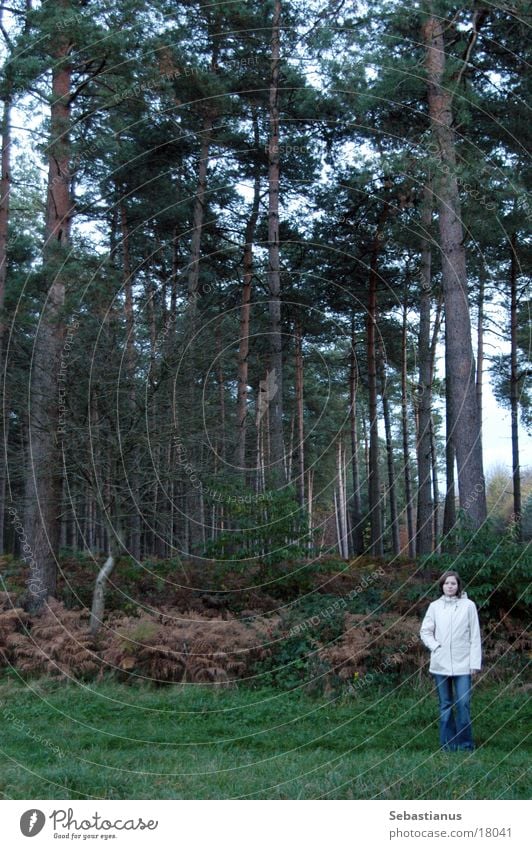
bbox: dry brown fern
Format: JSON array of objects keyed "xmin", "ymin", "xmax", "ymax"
[
  {"xmin": 320, "ymin": 613, "xmax": 423, "ymax": 680},
  {"xmin": 99, "ymin": 609, "xmax": 277, "ymax": 684},
  {"xmin": 8, "ymin": 599, "xmax": 99, "ymax": 679},
  {"xmin": 0, "ymin": 595, "xmax": 31, "ymax": 669}
]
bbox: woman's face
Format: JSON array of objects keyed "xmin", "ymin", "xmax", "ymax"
[{"xmin": 443, "ymin": 576, "xmax": 459, "ymax": 596}]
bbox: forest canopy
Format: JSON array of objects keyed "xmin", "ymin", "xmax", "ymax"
[{"xmin": 0, "ymin": 0, "xmax": 530, "ymax": 617}]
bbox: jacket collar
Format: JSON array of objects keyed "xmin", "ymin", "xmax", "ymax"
[{"xmin": 441, "ymin": 590, "xmax": 468, "ymax": 603}]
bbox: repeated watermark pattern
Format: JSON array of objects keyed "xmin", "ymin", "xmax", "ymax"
[
  {"xmin": 57, "ymin": 311, "xmax": 81, "ymax": 441},
  {"xmin": 349, "ymin": 634, "xmax": 420, "ymax": 693},
  {"xmin": 6, "ymin": 507, "xmax": 42, "ymax": 601},
  {"xmin": 0, "ymin": 698, "xmax": 64, "ymax": 760},
  {"xmin": 172, "ymin": 432, "xmax": 273, "ymax": 505},
  {"xmin": 289, "ymin": 566, "xmax": 386, "ymax": 637}
]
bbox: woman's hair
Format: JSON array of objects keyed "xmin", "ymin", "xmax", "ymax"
[{"xmin": 438, "ymin": 570, "xmax": 462, "ymax": 597}]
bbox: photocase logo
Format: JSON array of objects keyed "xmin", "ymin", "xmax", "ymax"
[
  {"xmin": 256, "ymin": 369, "xmax": 278, "ymax": 425},
  {"xmin": 20, "ymin": 809, "xmax": 46, "ymax": 837}
]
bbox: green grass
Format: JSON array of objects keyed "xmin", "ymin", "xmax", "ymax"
[{"xmin": 0, "ymin": 675, "xmax": 529, "ymax": 799}]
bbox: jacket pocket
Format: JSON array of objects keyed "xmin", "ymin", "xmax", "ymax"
[{"xmin": 452, "ymin": 642, "xmax": 470, "ymax": 670}]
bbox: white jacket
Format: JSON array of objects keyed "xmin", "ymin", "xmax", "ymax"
[{"xmin": 420, "ymin": 592, "xmax": 482, "ymax": 675}]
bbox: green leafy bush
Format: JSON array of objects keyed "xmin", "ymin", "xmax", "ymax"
[
  {"xmin": 422, "ymin": 519, "xmax": 532, "ymax": 615},
  {"xmin": 204, "ymin": 486, "xmax": 313, "ymax": 570}
]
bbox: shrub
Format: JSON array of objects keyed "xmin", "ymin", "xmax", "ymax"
[
  {"xmin": 204, "ymin": 486, "xmax": 313, "ymax": 571},
  {"xmin": 423, "ymin": 518, "xmax": 532, "ymax": 616}
]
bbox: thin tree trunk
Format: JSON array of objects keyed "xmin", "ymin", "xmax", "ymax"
[
  {"xmin": 366, "ymin": 205, "xmax": 388, "ymax": 556},
  {"xmin": 379, "ymin": 351, "xmax": 400, "ymax": 556},
  {"xmin": 349, "ymin": 322, "xmax": 363, "ymax": 555},
  {"xmin": 24, "ymin": 12, "xmax": 72, "ymax": 611},
  {"xmin": 119, "ymin": 202, "xmax": 140, "ymax": 560},
  {"xmin": 0, "ymin": 90, "xmax": 11, "ymax": 554},
  {"xmin": 294, "ymin": 321, "xmax": 305, "ymax": 508},
  {"xmin": 90, "ymin": 524, "xmax": 124, "ymax": 636},
  {"xmin": 307, "ymin": 469, "xmax": 314, "ymax": 552},
  {"xmin": 509, "ymin": 233, "xmax": 521, "ymax": 539},
  {"xmin": 286, "ymin": 413, "xmax": 294, "ymax": 482},
  {"xmin": 338, "ymin": 441, "xmax": 349, "ymax": 558},
  {"xmin": 476, "ymin": 273, "xmax": 485, "ymax": 452},
  {"xmin": 442, "ymin": 365, "xmax": 457, "ymax": 539},
  {"xmin": 216, "ymin": 316, "xmax": 226, "ymax": 463},
  {"xmin": 187, "ymin": 115, "xmax": 212, "ymax": 311},
  {"xmin": 423, "ymin": 11, "xmax": 486, "ymax": 528},
  {"xmin": 429, "ymin": 414, "xmax": 440, "ymax": 548},
  {"xmin": 401, "ymin": 286, "xmax": 415, "ymax": 557},
  {"xmin": 236, "ymin": 128, "xmax": 261, "ymax": 474},
  {"xmin": 266, "ymin": 0, "xmax": 285, "ymax": 485},
  {"xmin": 416, "ymin": 182, "xmax": 434, "ymax": 554}
]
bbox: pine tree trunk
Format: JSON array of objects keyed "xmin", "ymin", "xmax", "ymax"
[
  {"xmin": 349, "ymin": 325, "xmax": 364, "ymax": 555},
  {"xmin": 416, "ymin": 182, "xmax": 434, "ymax": 554},
  {"xmin": 430, "ymin": 414, "xmax": 440, "ymax": 548},
  {"xmin": 509, "ymin": 233, "xmax": 522, "ymax": 539},
  {"xmin": 476, "ymin": 273, "xmax": 485, "ymax": 458},
  {"xmin": 338, "ymin": 441, "xmax": 349, "ymax": 558},
  {"xmin": 187, "ymin": 115, "xmax": 212, "ymax": 311},
  {"xmin": 401, "ymin": 288, "xmax": 415, "ymax": 557},
  {"xmin": 366, "ymin": 209, "xmax": 387, "ymax": 556},
  {"xmin": 443, "ymin": 366, "xmax": 457, "ymax": 539},
  {"xmin": 294, "ymin": 321, "xmax": 305, "ymax": 508},
  {"xmin": 24, "ymin": 18, "xmax": 72, "ymax": 611},
  {"xmin": 307, "ymin": 469, "xmax": 314, "ymax": 552},
  {"xmin": 266, "ymin": 0, "xmax": 285, "ymax": 485},
  {"xmin": 0, "ymin": 91, "xmax": 11, "ymax": 554},
  {"xmin": 119, "ymin": 202, "xmax": 140, "ymax": 560},
  {"xmin": 216, "ymin": 317, "xmax": 226, "ymax": 463},
  {"xmin": 379, "ymin": 351, "xmax": 400, "ymax": 556},
  {"xmin": 236, "ymin": 133, "xmax": 261, "ymax": 475},
  {"xmin": 423, "ymin": 12, "xmax": 486, "ymax": 528}
]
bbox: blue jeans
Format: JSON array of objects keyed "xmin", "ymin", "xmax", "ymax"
[{"xmin": 433, "ymin": 674, "xmax": 474, "ymax": 751}]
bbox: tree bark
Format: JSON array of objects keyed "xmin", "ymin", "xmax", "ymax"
[
  {"xmin": 349, "ymin": 322, "xmax": 364, "ymax": 555},
  {"xmin": 119, "ymin": 202, "xmax": 141, "ymax": 560},
  {"xmin": 294, "ymin": 320, "xmax": 305, "ymax": 508},
  {"xmin": 442, "ymin": 361, "xmax": 457, "ymax": 539},
  {"xmin": 476, "ymin": 272, "xmax": 485, "ymax": 457},
  {"xmin": 423, "ymin": 12, "xmax": 486, "ymax": 528},
  {"xmin": 401, "ymin": 286, "xmax": 415, "ymax": 558},
  {"xmin": 236, "ymin": 125, "xmax": 261, "ymax": 475},
  {"xmin": 90, "ymin": 525, "xmax": 124, "ymax": 636},
  {"xmin": 266, "ymin": 0, "xmax": 285, "ymax": 485},
  {"xmin": 366, "ymin": 207, "xmax": 388, "ymax": 556},
  {"xmin": 509, "ymin": 233, "xmax": 521, "ymax": 539},
  {"xmin": 429, "ymin": 413, "xmax": 440, "ymax": 548},
  {"xmin": 0, "ymin": 89, "xmax": 12, "ymax": 554},
  {"xmin": 416, "ymin": 182, "xmax": 434, "ymax": 554},
  {"xmin": 24, "ymin": 12, "xmax": 73, "ymax": 611},
  {"xmin": 379, "ymin": 350, "xmax": 400, "ymax": 556},
  {"xmin": 187, "ymin": 115, "xmax": 212, "ymax": 312}
]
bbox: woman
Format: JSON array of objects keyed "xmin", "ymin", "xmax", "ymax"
[{"xmin": 420, "ymin": 570, "xmax": 482, "ymax": 751}]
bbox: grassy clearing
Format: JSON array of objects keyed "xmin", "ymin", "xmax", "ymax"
[{"xmin": 0, "ymin": 675, "xmax": 529, "ymax": 800}]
